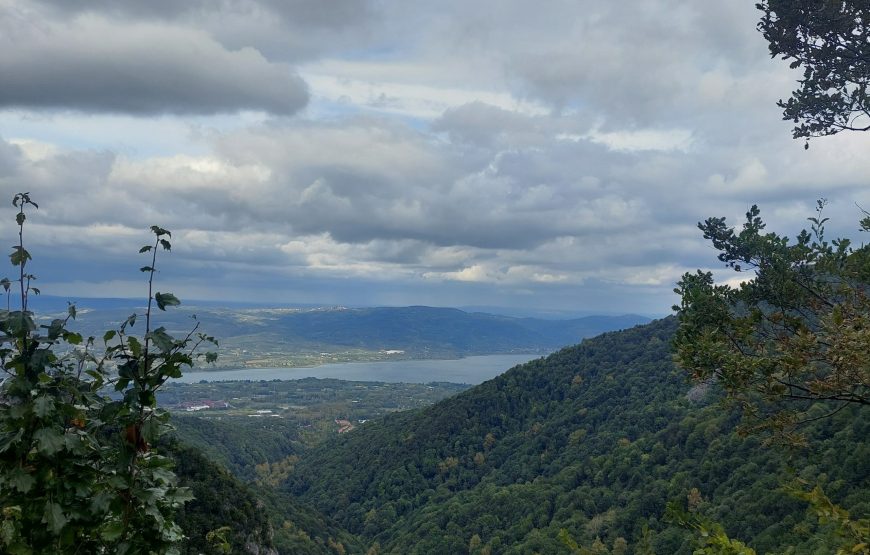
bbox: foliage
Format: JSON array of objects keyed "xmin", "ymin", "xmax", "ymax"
[
  {"xmin": 665, "ymin": 501, "xmax": 757, "ymax": 555},
  {"xmin": 673, "ymin": 201, "xmax": 870, "ymax": 442},
  {"xmin": 788, "ymin": 481, "xmax": 870, "ymax": 554},
  {"xmin": 757, "ymin": 0, "xmax": 870, "ymax": 144},
  {"xmin": 286, "ymin": 317, "xmax": 869, "ymax": 554},
  {"xmin": 168, "ymin": 440, "xmax": 276, "ymax": 554},
  {"xmin": 0, "ymin": 194, "xmax": 215, "ymax": 553},
  {"xmin": 665, "ymin": 481, "xmax": 870, "ymax": 555}
]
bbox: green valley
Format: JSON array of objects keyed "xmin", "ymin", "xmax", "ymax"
[{"xmin": 169, "ymin": 317, "xmax": 868, "ymax": 554}]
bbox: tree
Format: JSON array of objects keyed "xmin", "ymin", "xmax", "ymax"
[
  {"xmin": 0, "ymin": 193, "xmax": 216, "ymax": 553},
  {"xmin": 673, "ymin": 200, "xmax": 869, "ymax": 442},
  {"xmin": 757, "ymin": 1, "xmax": 870, "ymax": 144}
]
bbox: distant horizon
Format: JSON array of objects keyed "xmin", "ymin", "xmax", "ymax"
[{"xmin": 23, "ymin": 294, "xmax": 664, "ymax": 321}]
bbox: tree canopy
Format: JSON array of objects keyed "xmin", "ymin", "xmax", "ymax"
[
  {"xmin": 674, "ymin": 200, "xmax": 870, "ymax": 442},
  {"xmin": 757, "ymin": 0, "xmax": 870, "ymax": 143}
]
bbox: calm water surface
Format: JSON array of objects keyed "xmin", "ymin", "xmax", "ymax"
[{"xmin": 175, "ymin": 353, "xmax": 544, "ymax": 385}]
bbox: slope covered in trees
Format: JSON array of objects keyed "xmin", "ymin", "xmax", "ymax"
[
  {"xmin": 168, "ymin": 440, "xmax": 361, "ymax": 555},
  {"xmin": 286, "ymin": 317, "xmax": 869, "ymax": 554}
]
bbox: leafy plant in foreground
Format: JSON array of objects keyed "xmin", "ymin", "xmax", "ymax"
[{"xmin": 0, "ymin": 193, "xmax": 216, "ymax": 554}]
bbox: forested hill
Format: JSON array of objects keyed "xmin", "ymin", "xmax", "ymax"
[
  {"xmin": 286, "ymin": 317, "xmax": 869, "ymax": 554},
  {"xmin": 167, "ymin": 440, "xmax": 361, "ymax": 554}
]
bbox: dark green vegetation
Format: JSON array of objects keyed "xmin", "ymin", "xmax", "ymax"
[
  {"xmin": 757, "ymin": 1, "xmax": 870, "ymax": 143},
  {"xmin": 0, "ymin": 196, "xmax": 215, "ymax": 553},
  {"xmin": 282, "ymin": 317, "xmax": 868, "ymax": 554},
  {"xmin": 675, "ymin": 201, "xmax": 870, "ymax": 442},
  {"xmin": 169, "ymin": 440, "xmax": 361, "ymax": 555},
  {"xmin": 30, "ymin": 298, "xmax": 647, "ymax": 369}
]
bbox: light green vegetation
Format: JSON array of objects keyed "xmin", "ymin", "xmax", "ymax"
[{"xmin": 163, "ymin": 378, "xmax": 469, "ymax": 480}]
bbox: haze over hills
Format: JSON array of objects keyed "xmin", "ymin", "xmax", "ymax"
[{"xmin": 27, "ymin": 296, "xmax": 649, "ymax": 369}]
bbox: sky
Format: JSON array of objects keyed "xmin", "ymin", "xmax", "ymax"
[{"xmin": 1, "ymin": 1, "xmax": 869, "ymax": 317}]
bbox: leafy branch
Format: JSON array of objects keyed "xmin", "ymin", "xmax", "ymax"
[{"xmin": 0, "ymin": 193, "xmax": 216, "ymax": 554}]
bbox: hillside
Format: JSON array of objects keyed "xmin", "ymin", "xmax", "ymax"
[
  {"xmin": 285, "ymin": 317, "xmax": 869, "ymax": 554},
  {"xmin": 167, "ymin": 440, "xmax": 361, "ymax": 554}
]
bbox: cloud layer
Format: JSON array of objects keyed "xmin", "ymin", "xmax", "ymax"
[{"xmin": 2, "ymin": 0, "xmax": 869, "ymax": 315}]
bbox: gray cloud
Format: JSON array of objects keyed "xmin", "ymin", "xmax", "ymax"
[
  {"xmin": 3, "ymin": 2, "xmax": 870, "ymax": 314},
  {"xmin": 0, "ymin": 137, "xmax": 21, "ymax": 177},
  {"xmin": 30, "ymin": 0, "xmax": 377, "ymax": 63},
  {"xmin": 33, "ymin": 0, "xmax": 371, "ymax": 29},
  {"xmin": 0, "ymin": 10, "xmax": 308, "ymax": 115}
]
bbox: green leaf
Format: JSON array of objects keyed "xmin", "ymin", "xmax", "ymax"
[
  {"xmin": 9, "ymin": 246, "xmax": 31, "ymax": 267},
  {"xmin": 154, "ymin": 292, "xmax": 180, "ymax": 311},
  {"xmin": 127, "ymin": 336, "xmax": 142, "ymax": 357},
  {"xmin": 103, "ymin": 330, "xmax": 116, "ymax": 342},
  {"xmin": 33, "ymin": 428, "xmax": 64, "ymax": 455},
  {"xmin": 0, "ymin": 430, "xmax": 23, "ymax": 454},
  {"xmin": 139, "ymin": 246, "xmax": 152, "ymax": 253},
  {"xmin": 140, "ymin": 266, "xmax": 154, "ymax": 273},
  {"xmin": 205, "ymin": 352, "xmax": 218, "ymax": 364},
  {"xmin": 67, "ymin": 303, "xmax": 76, "ymax": 319},
  {"xmin": 0, "ymin": 519, "xmax": 15, "ymax": 545},
  {"xmin": 33, "ymin": 395, "xmax": 54, "ymax": 418},
  {"xmin": 167, "ymin": 487, "xmax": 194, "ymax": 504},
  {"xmin": 42, "ymin": 502, "xmax": 67, "ymax": 535},
  {"xmin": 150, "ymin": 225, "xmax": 171, "ymax": 237},
  {"xmin": 159, "ymin": 239, "xmax": 171, "ymax": 251},
  {"xmin": 43, "ymin": 318, "xmax": 64, "ymax": 340},
  {"xmin": 100, "ymin": 520, "xmax": 125, "ymax": 542},
  {"xmin": 15, "ymin": 212, "xmax": 24, "ymax": 226},
  {"xmin": 89, "ymin": 492, "xmax": 113, "ymax": 515},
  {"xmin": 63, "ymin": 331, "xmax": 83, "ymax": 345},
  {"xmin": 147, "ymin": 327, "xmax": 175, "ymax": 353},
  {"xmin": 7, "ymin": 468, "xmax": 35, "ymax": 493}
]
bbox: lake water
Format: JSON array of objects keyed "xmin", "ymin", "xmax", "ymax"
[{"xmin": 174, "ymin": 353, "xmax": 544, "ymax": 385}]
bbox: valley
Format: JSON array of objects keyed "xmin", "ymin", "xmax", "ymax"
[{"xmin": 167, "ymin": 317, "xmax": 870, "ymax": 554}]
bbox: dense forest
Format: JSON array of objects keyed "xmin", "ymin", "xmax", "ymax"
[{"xmin": 281, "ymin": 317, "xmax": 868, "ymax": 554}]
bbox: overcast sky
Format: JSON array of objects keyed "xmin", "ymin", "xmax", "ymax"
[{"xmin": 1, "ymin": 0, "xmax": 869, "ymax": 317}]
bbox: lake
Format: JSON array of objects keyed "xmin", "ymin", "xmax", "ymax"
[{"xmin": 174, "ymin": 353, "xmax": 545, "ymax": 385}]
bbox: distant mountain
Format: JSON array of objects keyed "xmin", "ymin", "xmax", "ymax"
[
  {"xmin": 253, "ymin": 306, "xmax": 650, "ymax": 355},
  {"xmin": 26, "ymin": 297, "xmax": 650, "ymax": 367}
]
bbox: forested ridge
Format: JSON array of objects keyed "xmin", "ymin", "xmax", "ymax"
[
  {"xmin": 168, "ymin": 440, "xmax": 361, "ymax": 554},
  {"xmin": 282, "ymin": 317, "xmax": 868, "ymax": 554}
]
